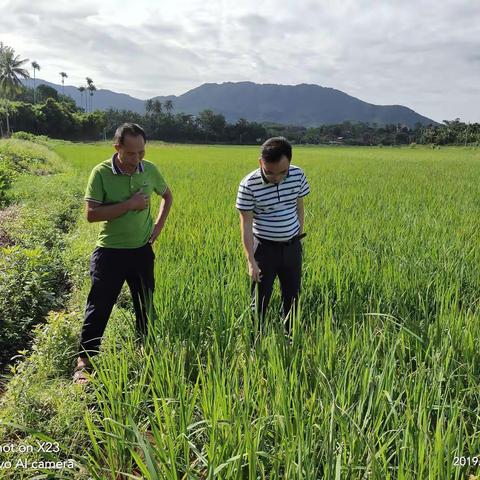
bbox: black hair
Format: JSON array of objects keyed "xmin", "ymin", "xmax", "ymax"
[
  {"xmin": 260, "ymin": 136, "xmax": 292, "ymax": 163},
  {"xmin": 114, "ymin": 123, "xmax": 147, "ymax": 145}
]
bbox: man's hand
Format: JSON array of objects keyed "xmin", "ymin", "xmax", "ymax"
[
  {"xmin": 248, "ymin": 259, "xmax": 262, "ymax": 282},
  {"xmin": 128, "ymin": 191, "xmax": 149, "ymax": 211},
  {"xmin": 149, "ymin": 187, "xmax": 173, "ymax": 244},
  {"xmin": 149, "ymin": 223, "xmax": 163, "ymax": 244}
]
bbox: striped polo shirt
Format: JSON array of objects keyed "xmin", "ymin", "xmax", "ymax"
[{"xmin": 235, "ymin": 164, "xmax": 310, "ymax": 241}]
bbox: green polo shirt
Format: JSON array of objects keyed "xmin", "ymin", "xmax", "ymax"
[{"xmin": 84, "ymin": 154, "xmax": 168, "ymax": 248}]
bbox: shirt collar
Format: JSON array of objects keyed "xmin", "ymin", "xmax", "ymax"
[
  {"xmin": 260, "ymin": 165, "xmax": 290, "ymax": 184},
  {"xmin": 111, "ymin": 153, "xmax": 144, "ymax": 175}
]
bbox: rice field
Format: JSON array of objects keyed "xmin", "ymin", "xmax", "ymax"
[{"xmin": 36, "ymin": 144, "xmax": 480, "ymax": 477}]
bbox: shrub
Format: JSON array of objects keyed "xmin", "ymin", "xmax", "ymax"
[
  {"xmin": 0, "ymin": 139, "xmax": 60, "ymax": 175},
  {"xmin": 0, "ymin": 246, "xmax": 69, "ymax": 369},
  {"xmin": 6, "ymin": 186, "xmax": 82, "ymax": 250},
  {"xmin": 11, "ymin": 131, "xmax": 50, "ymax": 145}
]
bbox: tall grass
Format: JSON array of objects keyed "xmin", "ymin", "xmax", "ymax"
[{"xmin": 49, "ymin": 144, "xmax": 480, "ymax": 478}]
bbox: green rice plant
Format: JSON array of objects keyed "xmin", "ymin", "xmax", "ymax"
[{"xmin": 2, "ymin": 143, "xmax": 480, "ymax": 479}]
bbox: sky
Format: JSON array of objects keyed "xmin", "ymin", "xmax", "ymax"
[{"xmin": 1, "ymin": 0, "xmax": 479, "ymax": 122}]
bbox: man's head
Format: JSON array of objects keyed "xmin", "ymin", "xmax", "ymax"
[
  {"xmin": 258, "ymin": 136, "xmax": 292, "ymax": 184},
  {"xmin": 114, "ymin": 123, "xmax": 147, "ymax": 169}
]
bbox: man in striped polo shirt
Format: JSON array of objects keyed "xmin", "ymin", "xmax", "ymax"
[{"xmin": 236, "ymin": 137, "xmax": 310, "ymax": 334}]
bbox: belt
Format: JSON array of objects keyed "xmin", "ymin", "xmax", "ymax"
[{"xmin": 254, "ymin": 232, "xmax": 306, "ymax": 246}]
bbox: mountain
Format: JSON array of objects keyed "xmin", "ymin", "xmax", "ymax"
[
  {"xmin": 153, "ymin": 82, "xmax": 436, "ymax": 127},
  {"xmin": 22, "ymin": 79, "xmax": 436, "ymax": 127}
]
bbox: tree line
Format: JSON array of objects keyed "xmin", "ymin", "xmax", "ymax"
[{"xmin": 266, "ymin": 119, "xmax": 480, "ymax": 146}]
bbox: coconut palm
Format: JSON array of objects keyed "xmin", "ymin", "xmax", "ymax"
[
  {"xmin": 85, "ymin": 78, "xmax": 94, "ymax": 112},
  {"xmin": 164, "ymin": 99, "xmax": 174, "ymax": 116},
  {"xmin": 87, "ymin": 83, "xmax": 96, "ymax": 112},
  {"xmin": 78, "ymin": 85, "xmax": 86, "ymax": 111},
  {"xmin": 0, "ymin": 43, "xmax": 30, "ymax": 136},
  {"xmin": 145, "ymin": 98, "xmax": 154, "ymax": 114},
  {"xmin": 152, "ymin": 100, "xmax": 163, "ymax": 116},
  {"xmin": 31, "ymin": 61, "xmax": 40, "ymax": 104},
  {"xmin": 146, "ymin": 99, "xmax": 162, "ymax": 116},
  {"xmin": 59, "ymin": 71, "xmax": 68, "ymax": 97},
  {"xmin": 0, "ymin": 44, "xmax": 30, "ymax": 98}
]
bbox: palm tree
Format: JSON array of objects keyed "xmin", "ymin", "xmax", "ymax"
[
  {"xmin": 152, "ymin": 100, "xmax": 163, "ymax": 116},
  {"xmin": 0, "ymin": 44, "xmax": 30, "ymax": 136},
  {"xmin": 59, "ymin": 71, "xmax": 68, "ymax": 97},
  {"xmin": 145, "ymin": 98, "xmax": 154, "ymax": 114},
  {"xmin": 85, "ymin": 77, "xmax": 93, "ymax": 112},
  {"xmin": 78, "ymin": 86, "xmax": 86, "ymax": 111},
  {"xmin": 164, "ymin": 99, "xmax": 174, "ymax": 116},
  {"xmin": 31, "ymin": 61, "xmax": 40, "ymax": 104},
  {"xmin": 87, "ymin": 83, "xmax": 96, "ymax": 112},
  {"xmin": 145, "ymin": 99, "xmax": 163, "ymax": 116}
]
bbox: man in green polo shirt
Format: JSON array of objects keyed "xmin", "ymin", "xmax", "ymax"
[{"xmin": 74, "ymin": 123, "xmax": 173, "ymax": 383}]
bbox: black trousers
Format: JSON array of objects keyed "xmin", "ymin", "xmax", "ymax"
[
  {"xmin": 79, "ymin": 243, "xmax": 155, "ymax": 358},
  {"xmin": 250, "ymin": 236, "xmax": 302, "ymax": 334}
]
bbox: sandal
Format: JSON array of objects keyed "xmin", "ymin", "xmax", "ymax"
[{"xmin": 73, "ymin": 362, "xmax": 93, "ymax": 385}]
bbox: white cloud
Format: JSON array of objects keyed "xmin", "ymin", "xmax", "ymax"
[{"xmin": 1, "ymin": 0, "xmax": 479, "ymax": 121}]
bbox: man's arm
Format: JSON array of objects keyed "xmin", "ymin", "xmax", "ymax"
[
  {"xmin": 296, "ymin": 196, "xmax": 304, "ymax": 235},
  {"xmin": 86, "ymin": 191, "xmax": 149, "ymax": 223},
  {"xmin": 239, "ymin": 210, "xmax": 261, "ymax": 282},
  {"xmin": 149, "ymin": 187, "xmax": 173, "ymax": 244}
]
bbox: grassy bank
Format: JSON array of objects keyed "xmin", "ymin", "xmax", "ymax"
[{"xmin": 0, "ymin": 138, "xmax": 83, "ymax": 371}]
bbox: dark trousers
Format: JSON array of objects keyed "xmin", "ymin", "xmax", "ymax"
[
  {"xmin": 250, "ymin": 236, "xmax": 302, "ymax": 334},
  {"xmin": 79, "ymin": 243, "xmax": 155, "ymax": 358}
]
